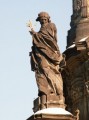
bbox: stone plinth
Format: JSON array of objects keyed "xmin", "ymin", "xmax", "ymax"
[
  {"xmin": 27, "ymin": 108, "xmax": 76, "ymax": 120},
  {"xmin": 33, "ymin": 94, "xmax": 66, "ymax": 113}
]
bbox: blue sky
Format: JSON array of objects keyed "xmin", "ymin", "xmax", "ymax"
[{"xmin": 0, "ymin": 0, "xmax": 72, "ymax": 120}]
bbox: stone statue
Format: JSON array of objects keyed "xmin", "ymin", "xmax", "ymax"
[{"xmin": 28, "ymin": 12, "xmax": 65, "ymax": 105}]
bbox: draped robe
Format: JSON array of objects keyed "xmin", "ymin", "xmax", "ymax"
[{"xmin": 30, "ymin": 22, "xmax": 63, "ymax": 97}]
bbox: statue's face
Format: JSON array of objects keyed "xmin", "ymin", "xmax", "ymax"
[{"xmin": 40, "ymin": 17, "xmax": 48, "ymax": 25}]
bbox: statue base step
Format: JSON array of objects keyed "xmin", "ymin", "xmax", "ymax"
[
  {"xmin": 27, "ymin": 108, "xmax": 76, "ymax": 120},
  {"xmin": 33, "ymin": 94, "xmax": 66, "ymax": 113}
]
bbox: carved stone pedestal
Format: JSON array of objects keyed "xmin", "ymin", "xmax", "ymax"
[
  {"xmin": 33, "ymin": 94, "xmax": 66, "ymax": 113},
  {"xmin": 27, "ymin": 108, "xmax": 76, "ymax": 120}
]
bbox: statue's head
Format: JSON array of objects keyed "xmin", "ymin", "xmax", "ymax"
[{"xmin": 36, "ymin": 12, "xmax": 51, "ymax": 23}]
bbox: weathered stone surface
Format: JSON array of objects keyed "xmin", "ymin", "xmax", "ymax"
[
  {"xmin": 28, "ymin": 12, "xmax": 66, "ymax": 111},
  {"xmin": 27, "ymin": 114, "xmax": 76, "ymax": 120},
  {"xmin": 27, "ymin": 108, "xmax": 76, "ymax": 120},
  {"xmin": 67, "ymin": 0, "xmax": 89, "ymax": 48},
  {"xmin": 33, "ymin": 94, "xmax": 66, "ymax": 113},
  {"xmin": 62, "ymin": 41, "xmax": 89, "ymax": 120},
  {"xmin": 64, "ymin": 1, "xmax": 89, "ymax": 116}
]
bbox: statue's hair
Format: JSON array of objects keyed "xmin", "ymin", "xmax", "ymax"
[{"xmin": 36, "ymin": 12, "xmax": 51, "ymax": 22}]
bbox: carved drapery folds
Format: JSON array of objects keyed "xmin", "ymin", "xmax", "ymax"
[{"xmin": 29, "ymin": 12, "xmax": 66, "ymax": 112}]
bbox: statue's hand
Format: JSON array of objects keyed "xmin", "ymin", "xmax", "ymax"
[
  {"xmin": 27, "ymin": 20, "xmax": 36, "ymax": 35},
  {"xmin": 27, "ymin": 20, "xmax": 33, "ymax": 29}
]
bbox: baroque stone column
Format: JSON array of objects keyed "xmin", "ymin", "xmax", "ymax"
[
  {"xmin": 63, "ymin": 46, "xmax": 89, "ymax": 120},
  {"xmin": 73, "ymin": 0, "xmax": 89, "ymax": 18},
  {"xmin": 63, "ymin": 0, "xmax": 89, "ymax": 120},
  {"xmin": 67, "ymin": 0, "xmax": 89, "ymax": 48}
]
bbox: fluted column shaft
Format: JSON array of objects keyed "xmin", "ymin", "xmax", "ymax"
[{"xmin": 73, "ymin": 0, "xmax": 89, "ymax": 18}]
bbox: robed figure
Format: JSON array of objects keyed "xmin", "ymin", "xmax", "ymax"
[{"xmin": 28, "ymin": 12, "xmax": 65, "ymax": 105}]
